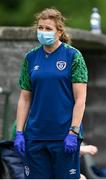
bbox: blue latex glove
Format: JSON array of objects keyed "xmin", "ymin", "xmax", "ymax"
[
  {"xmin": 14, "ymin": 131, "xmax": 25, "ymax": 157},
  {"xmin": 64, "ymin": 133, "xmax": 78, "ymax": 153}
]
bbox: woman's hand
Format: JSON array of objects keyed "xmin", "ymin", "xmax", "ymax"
[
  {"xmin": 64, "ymin": 133, "xmax": 78, "ymax": 153},
  {"xmin": 14, "ymin": 131, "xmax": 25, "ymax": 158}
]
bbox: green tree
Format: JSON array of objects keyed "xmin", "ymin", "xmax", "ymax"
[{"xmin": 0, "ymin": 0, "xmax": 106, "ymax": 33}]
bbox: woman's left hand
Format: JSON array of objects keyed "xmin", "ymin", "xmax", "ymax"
[{"xmin": 64, "ymin": 133, "xmax": 78, "ymax": 153}]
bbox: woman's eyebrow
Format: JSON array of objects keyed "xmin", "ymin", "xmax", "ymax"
[
  {"xmin": 37, "ymin": 25, "xmax": 43, "ymax": 27},
  {"xmin": 45, "ymin": 25, "xmax": 53, "ymax": 28}
]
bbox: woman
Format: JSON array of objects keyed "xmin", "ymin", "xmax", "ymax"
[{"xmin": 14, "ymin": 8, "xmax": 88, "ymax": 179}]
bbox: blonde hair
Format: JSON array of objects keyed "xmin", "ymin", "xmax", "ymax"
[{"xmin": 33, "ymin": 8, "xmax": 71, "ymax": 44}]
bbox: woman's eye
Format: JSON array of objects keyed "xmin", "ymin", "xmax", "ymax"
[
  {"xmin": 37, "ymin": 26, "xmax": 53, "ymax": 31},
  {"xmin": 46, "ymin": 28, "xmax": 53, "ymax": 31},
  {"xmin": 38, "ymin": 26, "xmax": 43, "ymax": 30}
]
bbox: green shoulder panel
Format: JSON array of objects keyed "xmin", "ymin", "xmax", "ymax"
[
  {"xmin": 19, "ymin": 57, "xmax": 32, "ymax": 91},
  {"xmin": 63, "ymin": 43, "xmax": 88, "ymax": 83},
  {"xmin": 25, "ymin": 45, "xmax": 41, "ymax": 56},
  {"xmin": 19, "ymin": 46, "xmax": 41, "ymax": 91},
  {"xmin": 72, "ymin": 51, "xmax": 88, "ymax": 83}
]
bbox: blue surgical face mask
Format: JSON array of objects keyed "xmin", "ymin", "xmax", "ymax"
[{"xmin": 37, "ymin": 30, "xmax": 57, "ymax": 45}]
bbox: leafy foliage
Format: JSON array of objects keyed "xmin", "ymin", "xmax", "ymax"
[{"xmin": 0, "ymin": 0, "xmax": 106, "ymax": 33}]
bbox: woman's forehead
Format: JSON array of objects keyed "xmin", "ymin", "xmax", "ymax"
[{"xmin": 38, "ymin": 19, "xmax": 56, "ymax": 27}]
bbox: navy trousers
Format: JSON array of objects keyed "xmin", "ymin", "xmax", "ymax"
[{"xmin": 24, "ymin": 139, "xmax": 81, "ymax": 179}]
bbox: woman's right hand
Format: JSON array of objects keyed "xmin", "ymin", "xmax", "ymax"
[
  {"xmin": 64, "ymin": 133, "xmax": 78, "ymax": 153},
  {"xmin": 14, "ymin": 131, "xmax": 25, "ymax": 157}
]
